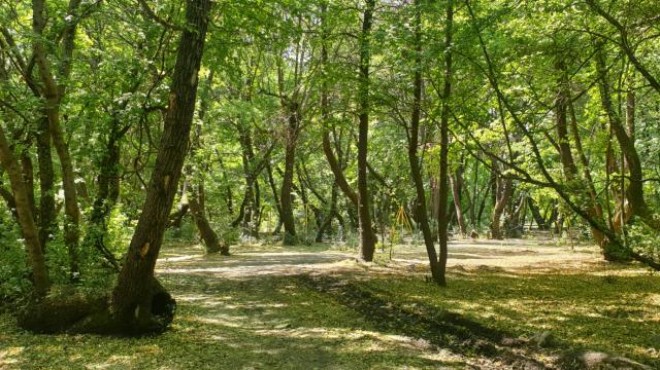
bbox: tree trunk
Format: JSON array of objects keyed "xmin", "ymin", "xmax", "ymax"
[
  {"xmin": 265, "ymin": 161, "xmax": 283, "ymax": 234},
  {"xmin": 490, "ymin": 170, "xmax": 513, "ymax": 240},
  {"xmin": 595, "ymin": 47, "xmax": 659, "ymax": 231},
  {"xmin": 356, "ymin": 0, "xmax": 377, "ymax": 261},
  {"xmin": 429, "ymin": 0, "xmax": 454, "ymax": 285},
  {"xmin": 84, "ymin": 120, "xmax": 124, "ymax": 270},
  {"xmin": 20, "ymin": 151, "xmax": 37, "ymax": 219},
  {"xmin": 450, "ymin": 167, "xmax": 467, "ymax": 237},
  {"xmin": 217, "ymin": 157, "xmax": 234, "ymax": 214},
  {"xmin": 316, "ymin": 183, "xmax": 339, "ymax": 243},
  {"xmin": 528, "ymin": 197, "xmax": 548, "ymax": 230},
  {"xmin": 35, "ymin": 116, "xmax": 56, "ymax": 251},
  {"xmin": 280, "ymin": 106, "xmax": 299, "ymax": 245},
  {"xmin": 0, "ymin": 124, "xmax": 50, "ymax": 297},
  {"xmin": 408, "ymin": 0, "xmax": 444, "ymax": 285},
  {"xmin": 33, "ymin": 0, "xmax": 81, "ymax": 280},
  {"xmin": 237, "ymin": 125, "xmax": 259, "ymax": 236},
  {"xmin": 110, "ymin": 0, "xmax": 210, "ymax": 334},
  {"xmin": 189, "ymin": 187, "xmax": 228, "ymax": 255}
]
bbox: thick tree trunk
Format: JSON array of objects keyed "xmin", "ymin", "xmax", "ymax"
[
  {"xmin": 20, "ymin": 152, "xmax": 36, "ymax": 218},
  {"xmin": 0, "ymin": 125, "xmax": 49, "ymax": 297},
  {"xmin": 555, "ymin": 60, "xmax": 578, "ymax": 179},
  {"xmin": 503, "ymin": 195, "xmax": 525, "ymax": 238},
  {"xmin": 110, "ymin": 0, "xmax": 211, "ymax": 334},
  {"xmin": 356, "ymin": 0, "xmax": 377, "ymax": 261}
]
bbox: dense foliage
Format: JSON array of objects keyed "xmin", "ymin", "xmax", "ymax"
[{"xmin": 0, "ymin": 0, "xmax": 659, "ymax": 332}]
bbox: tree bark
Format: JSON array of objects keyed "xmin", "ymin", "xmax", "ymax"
[
  {"xmin": 490, "ymin": 168, "xmax": 513, "ymax": 240},
  {"xmin": 597, "ymin": 50, "xmax": 659, "ymax": 231},
  {"xmin": 110, "ymin": 0, "xmax": 211, "ymax": 334},
  {"xmin": 0, "ymin": 125, "xmax": 49, "ymax": 297},
  {"xmin": 408, "ymin": 0, "xmax": 444, "ymax": 285},
  {"xmin": 36, "ymin": 115, "xmax": 56, "ymax": 251},
  {"xmin": 189, "ymin": 188, "xmax": 228, "ymax": 255},
  {"xmin": 265, "ymin": 161, "xmax": 283, "ymax": 234},
  {"xmin": 450, "ymin": 167, "xmax": 467, "ymax": 236},
  {"xmin": 323, "ymin": 132, "xmax": 359, "ymax": 207},
  {"xmin": 356, "ymin": 0, "xmax": 377, "ymax": 261},
  {"xmin": 32, "ymin": 0, "xmax": 82, "ymax": 280}
]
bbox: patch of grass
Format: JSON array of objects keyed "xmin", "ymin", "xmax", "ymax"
[
  {"xmin": 0, "ymin": 273, "xmax": 467, "ymax": 369},
  {"xmin": 1, "ymin": 241, "xmax": 657, "ymax": 369},
  {"xmin": 362, "ymin": 268, "xmax": 659, "ymax": 368}
]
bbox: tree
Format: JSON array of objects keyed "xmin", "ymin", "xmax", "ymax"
[
  {"xmin": 109, "ymin": 0, "xmax": 212, "ymax": 334},
  {"xmin": 356, "ymin": 0, "xmax": 377, "ymax": 261},
  {"xmin": 0, "ymin": 124, "xmax": 49, "ymax": 297}
]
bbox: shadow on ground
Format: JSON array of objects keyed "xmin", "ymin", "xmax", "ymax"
[{"xmin": 1, "ymin": 240, "xmax": 657, "ymax": 369}]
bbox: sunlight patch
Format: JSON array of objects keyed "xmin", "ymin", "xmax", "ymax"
[
  {"xmin": 0, "ymin": 347, "xmax": 23, "ymax": 365},
  {"xmin": 86, "ymin": 355, "xmax": 135, "ymax": 369}
]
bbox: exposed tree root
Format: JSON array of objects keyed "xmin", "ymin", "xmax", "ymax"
[{"xmin": 17, "ymin": 279, "xmax": 175, "ymax": 336}]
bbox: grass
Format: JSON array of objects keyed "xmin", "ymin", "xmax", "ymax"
[
  {"xmin": 362, "ymin": 269, "xmax": 659, "ymax": 366},
  {"xmin": 0, "ymin": 239, "xmax": 658, "ymax": 369}
]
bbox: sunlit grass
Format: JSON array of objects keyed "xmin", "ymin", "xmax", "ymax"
[
  {"xmin": 362, "ymin": 267, "xmax": 659, "ymax": 367},
  {"xmin": 0, "ymin": 240, "xmax": 657, "ymax": 369}
]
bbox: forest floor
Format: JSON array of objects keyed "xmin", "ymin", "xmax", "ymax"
[{"xmin": 1, "ymin": 237, "xmax": 659, "ymax": 369}]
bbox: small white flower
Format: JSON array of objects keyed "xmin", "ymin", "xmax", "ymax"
[{"xmin": 65, "ymin": 14, "xmax": 73, "ymax": 22}]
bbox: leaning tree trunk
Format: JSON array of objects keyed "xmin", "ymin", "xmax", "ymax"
[
  {"xmin": 189, "ymin": 187, "xmax": 228, "ymax": 255},
  {"xmin": 188, "ymin": 72, "xmax": 228, "ymax": 254},
  {"xmin": 404, "ymin": 0, "xmax": 448, "ymax": 286},
  {"xmin": 110, "ymin": 0, "xmax": 211, "ymax": 335}
]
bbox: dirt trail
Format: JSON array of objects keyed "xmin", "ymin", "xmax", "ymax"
[{"xmin": 157, "ymin": 238, "xmax": 602, "ymax": 279}]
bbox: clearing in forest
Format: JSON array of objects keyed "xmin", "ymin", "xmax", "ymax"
[{"xmin": 1, "ymin": 238, "xmax": 658, "ymax": 370}]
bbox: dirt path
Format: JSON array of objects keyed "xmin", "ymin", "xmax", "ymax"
[
  {"xmin": 157, "ymin": 238, "xmax": 603, "ymax": 279},
  {"xmin": 2, "ymin": 239, "xmax": 655, "ymax": 370},
  {"xmin": 148, "ymin": 239, "xmax": 617, "ymax": 370}
]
